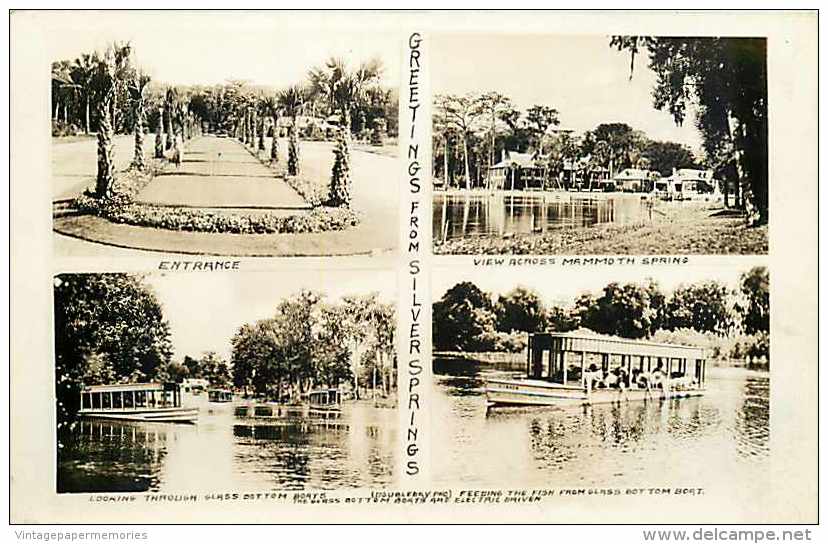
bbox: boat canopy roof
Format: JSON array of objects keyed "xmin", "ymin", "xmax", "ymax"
[
  {"xmin": 81, "ymin": 382, "xmax": 173, "ymax": 394},
  {"xmin": 531, "ymin": 330, "xmax": 707, "ymax": 359}
]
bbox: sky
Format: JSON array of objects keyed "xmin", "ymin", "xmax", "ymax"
[
  {"xmin": 145, "ymin": 269, "xmax": 396, "ymax": 362},
  {"xmin": 432, "ymin": 33, "xmax": 703, "ymax": 152},
  {"xmin": 432, "ymin": 260, "xmax": 768, "ymax": 308},
  {"xmin": 43, "ymin": 11, "xmax": 401, "ymax": 88}
]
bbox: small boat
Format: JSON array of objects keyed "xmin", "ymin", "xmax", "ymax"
[
  {"xmin": 485, "ymin": 330, "xmax": 708, "ymax": 408},
  {"xmin": 78, "ymin": 382, "xmax": 199, "ymax": 423},
  {"xmin": 308, "ymin": 388, "xmax": 342, "ymax": 413},
  {"xmin": 207, "ymin": 388, "xmax": 234, "ymax": 403}
]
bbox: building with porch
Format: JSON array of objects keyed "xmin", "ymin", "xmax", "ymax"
[
  {"xmin": 612, "ymin": 168, "xmax": 660, "ymax": 192},
  {"xmin": 488, "ymin": 150, "xmax": 545, "ymax": 190}
]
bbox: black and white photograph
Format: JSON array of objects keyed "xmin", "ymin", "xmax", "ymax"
[
  {"xmin": 431, "ymin": 263, "xmax": 770, "ymax": 500},
  {"xmin": 9, "ymin": 8, "xmax": 818, "ymax": 530},
  {"xmin": 431, "ymin": 35, "xmax": 769, "ymax": 255},
  {"xmin": 53, "ymin": 270, "xmax": 398, "ymax": 493},
  {"xmin": 50, "ymin": 13, "xmax": 400, "ymax": 257}
]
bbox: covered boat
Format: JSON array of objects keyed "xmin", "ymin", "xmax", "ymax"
[
  {"xmin": 78, "ymin": 382, "xmax": 199, "ymax": 423},
  {"xmin": 485, "ymin": 330, "xmax": 707, "ymax": 408}
]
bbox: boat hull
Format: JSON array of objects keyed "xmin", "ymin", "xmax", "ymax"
[
  {"xmin": 485, "ymin": 378, "xmax": 704, "ymax": 408},
  {"xmin": 79, "ymin": 407, "xmax": 199, "ymax": 423}
]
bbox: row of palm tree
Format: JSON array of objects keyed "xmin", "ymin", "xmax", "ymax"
[
  {"xmin": 56, "ymin": 46, "xmax": 385, "ymax": 209},
  {"xmin": 228, "ymin": 57, "xmax": 385, "ymax": 209},
  {"xmin": 54, "ymin": 43, "xmax": 205, "ymax": 199}
]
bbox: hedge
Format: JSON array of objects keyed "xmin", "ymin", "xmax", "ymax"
[{"xmin": 75, "ymin": 194, "xmax": 361, "ymax": 234}]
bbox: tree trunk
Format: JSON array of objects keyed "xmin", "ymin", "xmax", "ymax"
[
  {"xmin": 329, "ymin": 109, "xmax": 353, "ymax": 208},
  {"xmin": 463, "ymin": 135, "xmax": 471, "ymax": 190},
  {"xmin": 270, "ymin": 115, "xmax": 279, "ymax": 162},
  {"xmin": 154, "ymin": 108, "xmax": 164, "ymax": 159},
  {"xmin": 165, "ymin": 106, "xmax": 174, "ymax": 150},
  {"xmin": 85, "ymin": 97, "xmax": 90, "ymax": 134},
  {"xmin": 132, "ymin": 96, "xmax": 146, "ymax": 170},
  {"xmin": 287, "ymin": 118, "xmax": 300, "ymax": 176},
  {"xmin": 111, "ymin": 91, "xmax": 117, "ymax": 134},
  {"xmin": 258, "ymin": 117, "xmax": 265, "ymax": 151},
  {"xmin": 443, "ymin": 137, "xmax": 449, "ymax": 186},
  {"xmin": 95, "ymin": 88, "xmax": 115, "ymax": 198}
]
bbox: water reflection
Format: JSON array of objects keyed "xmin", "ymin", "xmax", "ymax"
[
  {"xmin": 432, "ymin": 359, "xmax": 769, "ymax": 489},
  {"xmin": 58, "ymin": 403, "xmax": 397, "ymax": 493},
  {"xmin": 433, "ymin": 193, "xmax": 652, "ymax": 241}
]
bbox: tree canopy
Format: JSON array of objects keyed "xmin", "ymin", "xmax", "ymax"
[
  {"xmin": 611, "ymin": 36, "xmax": 768, "ymax": 224},
  {"xmin": 54, "ymin": 274, "xmax": 172, "ymax": 428},
  {"xmin": 433, "ymin": 270, "xmax": 766, "ymax": 353},
  {"xmin": 231, "ymin": 290, "xmax": 395, "ymax": 399}
]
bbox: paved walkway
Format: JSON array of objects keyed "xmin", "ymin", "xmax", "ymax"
[
  {"xmin": 137, "ymin": 136, "xmax": 308, "ymax": 209},
  {"xmin": 52, "ymin": 134, "xmax": 136, "ymax": 199},
  {"xmin": 52, "ymin": 135, "xmax": 399, "ymax": 257}
]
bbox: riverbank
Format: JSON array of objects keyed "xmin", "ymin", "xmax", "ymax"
[
  {"xmin": 433, "ymin": 351, "xmax": 769, "ymax": 372},
  {"xmin": 433, "ymin": 202, "xmax": 768, "ymax": 255},
  {"xmin": 435, "ymin": 188, "xmax": 660, "ymax": 201}
]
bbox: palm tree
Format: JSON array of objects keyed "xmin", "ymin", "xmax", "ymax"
[
  {"xmin": 260, "ymin": 95, "xmax": 280, "ymax": 162},
  {"xmin": 278, "ymin": 85, "xmax": 305, "ymax": 176},
  {"xmin": 70, "ymin": 53, "xmax": 97, "ymax": 134},
  {"xmin": 164, "ymin": 87, "xmax": 177, "ymax": 150},
  {"xmin": 51, "ymin": 60, "xmax": 75, "ymax": 125},
  {"xmin": 128, "ymin": 70, "xmax": 151, "ymax": 170},
  {"xmin": 154, "ymin": 105, "xmax": 164, "ymax": 158},
  {"xmin": 308, "ymin": 57, "xmax": 382, "ymax": 207},
  {"xmin": 109, "ymin": 41, "xmax": 132, "ymax": 135},
  {"xmin": 91, "ymin": 49, "xmax": 118, "ymax": 197}
]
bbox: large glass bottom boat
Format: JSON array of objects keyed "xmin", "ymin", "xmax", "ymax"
[{"xmin": 78, "ymin": 382, "xmax": 199, "ymax": 423}]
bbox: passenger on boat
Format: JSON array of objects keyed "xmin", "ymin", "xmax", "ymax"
[
  {"xmin": 583, "ymin": 364, "xmax": 603, "ymax": 391},
  {"xmin": 670, "ymin": 375, "xmax": 698, "ymax": 391},
  {"xmin": 649, "ymin": 364, "xmax": 667, "ymax": 390}
]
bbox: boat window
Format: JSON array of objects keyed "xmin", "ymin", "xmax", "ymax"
[
  {"xmin": 123, "ymin": 392, "xmax": 134, "ymax": 408},
  {"xmin": 135, "ymin": 391, "xmax": 146, "ymax": 407},
  {"xmin": 112, "ymin": 392, "xmax": 122, "ymax": 409},
  {"xmin": 101, "ymin": 392, "xmax": 111, "ymax": 409},
  {"xmin": 91, "ymin": 392, "xmax": 101, "ymax": 409}
]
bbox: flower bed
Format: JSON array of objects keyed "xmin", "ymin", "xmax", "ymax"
[
  {"xmin": 284, "ymin": 175, "xmax": 328, "ymax": 207},
  {"xmin": 75, "ymin": 194, "xmax": 361, "ymax": 234}
]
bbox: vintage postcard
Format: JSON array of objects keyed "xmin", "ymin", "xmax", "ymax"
[{"xmin": 8, "ymin": 10, "xmax": 818, "ymax": 526}]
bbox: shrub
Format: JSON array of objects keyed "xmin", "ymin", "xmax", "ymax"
[
  {"xmin": 370, "ymin": 127, "xmax": 384, "ymax": 146},
  {"xmin": 649, "ymin": 328, "xmax": 769, "ymax": 363},
  {"xmin": 52, "ymin": 120, "xmax": 81, "ymax": 137},
  {"xmin": 284, "ymin": 175, "xmax": 327, "ymax": 207},
  {"xmin": 472, "ymin": 330, "xmax": 528, "ymax": 353}
]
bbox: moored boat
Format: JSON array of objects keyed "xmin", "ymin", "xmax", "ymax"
[
  {"xmin": 485, "ymin": 330, "xmax": 707, "ymax": 408},
  {"xmin": 78, "ymin": 382, "xmax": 199, "ymax": 423},
  {"xmin": 207, "ymin": 388, "xmax": 234, "ymax": 403},
  {"xmin": 308, "ymin": 388, "xmax": 342, "ymax": 413}
]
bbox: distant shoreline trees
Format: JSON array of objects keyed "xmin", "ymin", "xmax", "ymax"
[
  {"xmin": 432, "ymin": 92, "xmax": 702, "ymax": 191},
  {"xmin": 433, "ymin": 267, "xmax": 769, "ymax": 361},
  {"xmin": 231, "ymin": 291, "xmax": 396, "ymax": 401}
]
